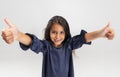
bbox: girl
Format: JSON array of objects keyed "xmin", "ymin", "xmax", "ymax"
[{"xmin": 1, "ymin": 16, "xmax": 115, "ymax": 77}]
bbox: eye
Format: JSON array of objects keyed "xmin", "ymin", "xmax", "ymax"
[
  {"xmin": 60, "ymin": 31, "xmax": 65, "ymax": 34},
  {"xmin": 51, "ymin": 31, "xmax": 57, "ymax": 34}
]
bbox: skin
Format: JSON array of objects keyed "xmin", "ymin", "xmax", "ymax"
[
  {"xmin": 85, "ymin": 22, "xmax": 115, "ymax": 42},
  {"xmin": 50, "ymin": 23, "xmax": 65, "ymax": 47},
  {"xmin": 1, "ymin": 18, "xmax": 32, "ymax": 45},
  {"xmin": 1, "ymin": 18, "xmax": 115, "ymax": 46}
]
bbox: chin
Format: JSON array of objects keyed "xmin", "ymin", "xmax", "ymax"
[{"xmin": 54, "ymin": 43, "xmax": 62, "ymax": 46}]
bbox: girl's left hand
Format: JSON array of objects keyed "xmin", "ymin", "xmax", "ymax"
[{"xmin": 100, "ymin": 22, "xmax": 115, "ymax": 40}]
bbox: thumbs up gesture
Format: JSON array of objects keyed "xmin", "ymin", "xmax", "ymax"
[
  {"xmin": 1, "ymin": 18, "xmax": 20, "ymax": 44},
  {"xmin": 100, "ymin": 22, "xmax": 115, "ymax": 40}
]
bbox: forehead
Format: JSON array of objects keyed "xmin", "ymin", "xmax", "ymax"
[{"xmin": 51, "ymin": 23, "xmax": 64, "ymax": 31}]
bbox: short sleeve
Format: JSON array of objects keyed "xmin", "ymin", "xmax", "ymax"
[
  {"xmin": 19, "ymin": 33, "xmax": 46, "ymax": 54},
  {"xmin": 70, "ymin": 29, "xmax": 91, "ymax": 50}
]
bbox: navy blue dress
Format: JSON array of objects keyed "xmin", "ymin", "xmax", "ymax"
[{"xmin": 20, "ymin": 30, "xmax": 91, "ymax": 77}]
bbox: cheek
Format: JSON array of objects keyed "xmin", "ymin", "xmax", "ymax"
[
  {"xmin": 50, "ymin": 34, "xmax": 55, "ymax": 39},
  {"xmin": 62, "ymin": 35, "xmax": 65, "ymax": 39}
]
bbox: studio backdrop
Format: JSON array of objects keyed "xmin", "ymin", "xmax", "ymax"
[{"xmin": 0, "ymin": 0, "xmax": 120, "ymax": 77}]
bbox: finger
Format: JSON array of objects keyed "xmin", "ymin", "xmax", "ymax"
[
  {"xmin": 5, "ymin": 38, "xmax": 14, "ymax": 44},
  {"xmin": 8, "ymin": 39, "xmax": 14, "ymax": 44},
  {"xmin": 107, "ymin": 22, "xmax": 110, "ymax": 26},
  {"xmin": 105, "ymin": 22, "xmax": 110, "ymax": 29},
  {"xmin": 2, "ymin": 30, "xmax": 12, "ymax": 37},
  {"xmin": 5, "ymin": 35, "xmax": 14, "ymax": 41},
  {"xmin": 106, "ymin": 32, "xmax": 115, "ymax": 40},
  {"xmin": 107, "ymin": 35, "xmax": 114, "ymax": 40},
  {"xmin": 102, "ymin": 22, "xmax": 111, "ymax": 35},
  {"xmin": 4, "ymin": 18, "xmax": 15, "ymax": 28},
  {"xmin": 2, "ymin": 34, "xmax": 14, "ymax": 44}
]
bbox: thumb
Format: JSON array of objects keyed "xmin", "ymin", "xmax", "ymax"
[
  {"xmin": 100, "ymin": 22, "xmax": 111, "ymax": 37},
  {"xmin": 102, "ymin": 22, "xmax": 110, "ymax": 32},
  {"xmin": 104, "ymin": 22, "xmax": 110, "ymax": 29},
  {"xmin": 4, "ymin": 18, "xmax": 15, "ymax": 28}
]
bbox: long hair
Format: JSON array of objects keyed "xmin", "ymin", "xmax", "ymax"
[{"xmin": 44, "ymin": 15, "xmax": 71, "ymax": 43}]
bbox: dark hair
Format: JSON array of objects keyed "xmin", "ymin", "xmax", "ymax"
[{"xmin": 44, "ymin": 15, "xmax": 71, "ymax": 43}]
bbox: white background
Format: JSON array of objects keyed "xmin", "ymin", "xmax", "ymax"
[{"xmin": 0, "ymin": 0, "xmax": 120, "ymax": 77}]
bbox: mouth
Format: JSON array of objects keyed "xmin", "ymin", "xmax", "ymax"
[{"xmin": 54, "ymin": 39, "xmax": 62, "ymax": 43}]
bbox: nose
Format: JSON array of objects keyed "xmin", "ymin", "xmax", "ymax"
[{"xmin": 55, "ymin": 33, "xmax": 60, "ymax": 39}]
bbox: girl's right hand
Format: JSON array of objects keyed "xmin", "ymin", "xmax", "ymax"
[{"xmin": 1, "ymin": 18, "xmax": 20, "ymax": 44}]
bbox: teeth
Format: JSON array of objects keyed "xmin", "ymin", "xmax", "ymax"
[{"xmin": 55, "ymin": 39, "xmax": 61, "ymax": 42}]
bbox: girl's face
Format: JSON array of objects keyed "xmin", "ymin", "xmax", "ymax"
[{"xmin": 50, "ymin": 23, "xmax": 65, "ymax": 48}]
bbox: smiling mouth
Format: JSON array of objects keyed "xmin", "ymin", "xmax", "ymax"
[{"xmin": 54, "ymin": 39, "xmax": 62, "ymax": 42}]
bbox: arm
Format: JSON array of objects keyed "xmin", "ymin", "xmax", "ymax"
[
  {"xmin": 1, "ymin": 18, "xmax": 32, "ymax": 46},
  {"xmin": 85, "ymin": 22, "xmax": 115, "ymax": 43},
  {"xmin": 16, "ymin": 31, "xmax": 32, "ymax": 46}
]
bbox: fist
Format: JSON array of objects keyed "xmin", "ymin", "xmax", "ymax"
[
  {"xmin": 1, "ymin": 18, "xmax": 19, "ymax": 44},
  {"xmin": 101, "ymin": 22, "xmax": 115, "ymax": 40}
]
